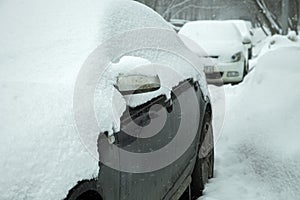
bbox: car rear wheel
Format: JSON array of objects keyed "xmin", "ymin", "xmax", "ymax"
[
  {"xmin": 65, "ymin": 179, "xmax": 103, "ymax": 200},
  {"xmin": 243, "ymin": 58, "xmax": 249, "ymax": 77},
  {"xmin": 190, "ymin": 111, "xmax": 214, "ymax": 199}
]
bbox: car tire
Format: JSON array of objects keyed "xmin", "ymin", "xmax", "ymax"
[
  {"xmin": 190, "ymin": 111, "xmax": 214, "ymax": 199},
  {"xmin": 243, "ymin": 58, "xmax": 249, "ymax": 77},
  {"xmin": 248, "ymin": 47, "xmax": 253, "ymax": 60},
  {"xmin": 65, "ymin": 179, "xmax": 103, "ymax": 200}
]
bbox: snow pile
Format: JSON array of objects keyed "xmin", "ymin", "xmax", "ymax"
[
  {"xmin": 200, "ymin": 41, "xmax": 300, "ymax": 199},
  {"xmin": 0, "ymin": 0, "xmax": 107, "ymax": 199},
  {"xmin": 100, "ymin": 0, "xmax": 173, "ymax": 41},
  {"xmin": 259, "ymin": 32, "xmax": 300, "ymax": 57}
]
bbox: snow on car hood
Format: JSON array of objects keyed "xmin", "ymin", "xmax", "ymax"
[
  {"xmin": 196, "ymin": 40, "xmax": 244, "ymax": 58},
  {"xmin": 0, "ymin": 0, "xmax": 208, "ymax": 199}
]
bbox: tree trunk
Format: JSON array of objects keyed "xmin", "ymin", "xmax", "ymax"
[{"xmin": 282, "ymin": 0, "xmax": 290, "ymax": 34}]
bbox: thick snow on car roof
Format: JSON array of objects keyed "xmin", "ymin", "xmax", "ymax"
[
  {"xmin": 179, "ymin": 20, "xmax": 244, "ymax": 57},
  {"xmin": 180, "ymin": 20, "xmax": 242, "ymax": 43},
  {"xmin": 0, "ymin": 0, "xmax": 207, "ymax": 199}
]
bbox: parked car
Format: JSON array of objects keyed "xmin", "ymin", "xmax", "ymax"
[
  {"xmin": 0, "ymin": 1, "xmax": 214, "ymax": 200},
  {"xmin": 179, "ymin": 20, "xmax": 250, "ymax": 84}
]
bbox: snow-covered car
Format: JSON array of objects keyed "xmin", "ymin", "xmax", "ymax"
[
  {"xmin": 179, "ymin": 20, "xmax": 250, "ymax": 84},
  {"xmin": 227, "ymin": 20, "xmax": 254, "ymax": 59},
  {"xmin": 0, "ymin": 1, "xmax": 213, "ymax": 200},
  {"xmin": 90, "ymin": 75, "xmax": 213, "ymax": 200}
]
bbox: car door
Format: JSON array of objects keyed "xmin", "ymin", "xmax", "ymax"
[{"xmin": 97, "ymin": 79, "xmax": 206, "ymax": 200}]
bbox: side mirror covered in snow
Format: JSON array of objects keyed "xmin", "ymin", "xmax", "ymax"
[
  {"xmin": 115, "ymin": 75, "xmax": 161, "ymax": 95},
  {"xmin": 242, "ymin": 36, "xmax": 252, "ymax": 45}
]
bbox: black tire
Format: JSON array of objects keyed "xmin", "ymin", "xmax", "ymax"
[
  {"xmin": 243, "ymin": 58, "xmax": 249, "ymax": 77},
  {"xmin": 191, "ymin": 112, "xmax": 214, "ymax": 199},
  {"xmin": 248, "ymin": 47, "xmax": 253, "ymax": 60},
  {"xmin": 65, "ymin": 179, "xmax": 103, "ymax": 200}
]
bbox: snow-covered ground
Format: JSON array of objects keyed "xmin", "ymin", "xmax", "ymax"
[
  {"xmin": 201, "ymin": 34, "xmax": 300, "ymax": 200},
  {"xmin": 1, "ymin": 0, "xmax": 300, "ymax": 199}
]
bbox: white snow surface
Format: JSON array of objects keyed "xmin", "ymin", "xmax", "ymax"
[
  {"xmin": 179, "ymin": 21, "xmax": 244, "ymax": 58},
  {"xmin": 2, "ymin": 0, "xmax": 300, "ymax": 199},
  {"xmin": 0, "ymin": 0, "xmax": 207, "ymax": 199},
  {"xmin": 259, "ymin": 32, "xmax": 300, "ymax": 56},
  {"xmin": 200, "ymin": 37, "xmax": 300, "ymax": 200},
  {"xmin": 0, "ymin": 0, "xmax": 107, "ymax": 199},
  {"xmin": 179, "ymin": 21, "xmax": 243, "ymax": 42}
]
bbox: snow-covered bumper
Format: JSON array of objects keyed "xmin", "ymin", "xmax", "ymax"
[{"xmin": 204, "ymin": 58, "xmax": 245, "ymax": 84}]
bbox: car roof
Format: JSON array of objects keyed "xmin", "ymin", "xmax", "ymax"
[{"xmin": 180, "ymin": 20, "xmax": 242, "ymax": 41}]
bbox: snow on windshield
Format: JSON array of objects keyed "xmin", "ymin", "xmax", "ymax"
[{"xmin": 180, "ymin": 21, "xmax": 242, "ymax": 43}]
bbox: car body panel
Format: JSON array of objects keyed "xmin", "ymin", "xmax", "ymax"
[{"xmin": 97, "ymin": 80, "xmax": 210, "ymax": 200}]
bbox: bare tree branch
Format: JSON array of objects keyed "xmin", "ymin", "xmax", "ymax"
[
  {"xmin": 252, "ymin": 0, "xmax": 282, "ymax": 34},
  {"xmin": 162, "ymin": 0, "xmax": 192, "ymax": 19}
]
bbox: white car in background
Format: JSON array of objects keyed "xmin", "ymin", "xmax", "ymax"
[
  {"xmin": 179, "ymin": 20, "xmax": 250, "ymax": 84},
  {"xmin": 228, "ymin": 20, "xmax": 254, "ymax": 59}
]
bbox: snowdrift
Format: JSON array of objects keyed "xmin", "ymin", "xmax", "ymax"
[{"xmin": 0, "ymin": 0, "xmax": 106, "ymax": 199}]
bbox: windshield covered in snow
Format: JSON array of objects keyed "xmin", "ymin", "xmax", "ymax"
[{"xmin": 180, "ymin": 21, "xmax": 242, "ymax": 43}]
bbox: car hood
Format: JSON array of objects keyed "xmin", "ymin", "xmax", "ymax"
[{"xmin": 199, "ymin": 40, "xmax": 244, "ymax": 57}]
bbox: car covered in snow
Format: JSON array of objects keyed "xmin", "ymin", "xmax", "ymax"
[
  {"xmin": 0, "ymin": 1, "xmax": 214, "ymax": 200},
  {"xmin": 179, "ymin": 20, "xmax": 250, "ymax": 84}
]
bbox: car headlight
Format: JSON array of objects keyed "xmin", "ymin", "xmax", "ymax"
[{"xmin": 231, "ymin": 52, "xmax": 242, "ymax": 62}]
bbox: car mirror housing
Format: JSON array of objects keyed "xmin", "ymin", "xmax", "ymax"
[
  {"xmin": 242, "ymin": 37, "xmax": 251, "ymax": 44},
  {"xmin": 115, "ymin": 74, "xmax": 161, "ymax": 95}
]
